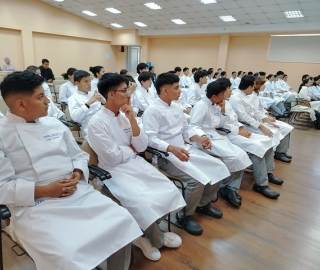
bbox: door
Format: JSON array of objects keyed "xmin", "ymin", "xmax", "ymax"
[{"xmin": 126, "ymin": 46, "xmax": 140, "ymax": 75}]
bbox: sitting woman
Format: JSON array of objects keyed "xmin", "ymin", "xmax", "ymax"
[
  {"xmin": 299, "ymin": 77, "xmax": 320, "ymax": 112},
  {"xmin": 2, "ymin": 57, "xmax": 16, "ymax": 71}
]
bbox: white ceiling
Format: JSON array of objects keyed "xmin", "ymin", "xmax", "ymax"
[{"xmin": 41, "ymin": 0, "xmax": 320, "ymax": 35}]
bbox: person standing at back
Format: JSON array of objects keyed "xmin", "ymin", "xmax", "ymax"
[{"xmin": 39, "ymin": 59, "xmax": 55, "ymax": 83}]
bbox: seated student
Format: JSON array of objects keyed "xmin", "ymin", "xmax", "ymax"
[
  {"xmin": 59, "ymin": 68, "xmax": 78, "ymax": 104},
  {"xmin": 3, "ymin": 56, "xmax": 16, "ymax": 71},
  {"xmin": 180, "ymin": 67, "xmax": 192, "ymax": 88},
  {"xmin": 215, "ymin": 78, "xmax": 280, "ymax": 199},
  {"xmin": 206, "ymin": 69, "xmax": 214, "ymax": 84},
  {"xmin": 229, "ymin": 75, "xmax": 292, "ymax": 165},
  {"xmin": 229, "ymin": 71, "xmax": 237, "ymax": 90},
  {"xmin": 212, "ymin": 72, "xmax": 220, "ymax": 81},
  {"xmin": 134, "ymin": 63, "xmax": 149, "ymax": 87},
  {"xmin": 26, "ymin": 65, "xmax": 52, "ymax": 99},
  {"xmin": 174, "ymin": 66, "xmax": 182, "ymax": 77},
  {"xmin": 190, "ymin": 67, "xmax": 198, "ymax": 83},
  {"xmin": 39, "ymin": 58, "xmax": 55, "ymax": 83},
  {"xmin": 89, "ymin": 66, "xmax": 105, "ymax": 92},
  {"xmin": 220, "ymin": 71, "xmax": 227, "ymax": 78},
  {"xmin": 299, "ymin": 78, "xmax": 320, "ymax": 111},
  {"xmin": 310, "ymin": 76, "xmax": 320, "ymax": 100},
  {"xmin": 234, "ymin": 71, "xmax": 243, "ymax": 88},
  {"xmin": 259, "ymin": 75, "xmax": 288, "ymax": 118},
  {"xmin": 0, "ymin": 71, "xmax": 142, "ymax": 270},
  {"xmin": 275, "ymin": 71, "xmax": 297, "ymax": 106},
  {"xmin": 149, "ymin": 65, "xmax": 156, "ymax": 85},
  {"xmin": 187, "ymin": 70, "xmax": 207, "ymax": 106},
  {"xmin": 189, "ymin": 81, "xmax": 252, "ymax": 207},
  {"xmin": 68, "ymin": 70, "xmax": 103, "ymax": 139},
  {"xmin": 87, "ymin": 73, "xmax": 186, "ymax": 261},
  {"xmin": 142, "ymin": 72, "xmax": 230, "ymax": 236},
  {"xmin": 131, "ymin": 72, "xmax": 157, "ymax": 115},
  {"xmin": 298, "ymin": 74, "xmax": 310, "ymax": 92},
  {"xmin": 120, "ymin": 69, "xmax": 128, "ymax": 75}
]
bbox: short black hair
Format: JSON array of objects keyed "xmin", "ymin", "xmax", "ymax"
[
  {"xmin": 220, "ymin": 71, "xmax": 227, "ymax": 77},
  {"xmin": 253, "ymin": 72, "xmax": 259, "ymax": 77},
  {"xmin": 42, "ymin": 59, "xmax": 49, "ymax": 64},
  {"xmin": 149, "ymin": 66, "xmax": 154, "ymax": 71},
  {"xmin": 276, "ymin": 71, "xmax": 284, "ymax": 76},
  {"xmin": 138, "ymin": 72, "xmax": 152, "ymax": 83},
  {"xmin": 192, "ymin": 67, "xmax": 198, "ymax": 73},
  {"xmin": 206, "ymin": 81, "xmax": 227, "ymax": 99},
  {"xmin": 89, "ymin": 66, "xmax": 104, "ymax": 78},
  {"xmin": 0, "ymin": 71, "xmax": 45, "ymax": 101},
  {"xmin": 174, "ymin": 67, "xmax": 182, "ymax": 72},
  {"xmin": 267, "ymin": 74, "xmax": 274, "ymax": 80},
  {"xmin": 124, "ymin": 74, "xmax": 135, "ymax": 83},
  {"xmin": 26, "ymin": 65, "xmax": 39, "ymax": 72},
  {"xmin": 207, "ymin": 69, "xmax": 213, "ymax": 75},
  {"xmin": 259, "ymin": 71, "xmax": 266, "ymax": 76},
  {"xmin": 62, "ymin": 68, "xmax": 77, "ymax": 80},
  {"xmin": 237, "ymin": 70, "xmax": 243, "ymax": 76},
  {"xmin": 98, "ymin": 73, "xmax": 128, "ymax": 100},
  {"xmin": 239, "ymin": 75, "xmax": 255, "ymax": 90},
  {"xmin": 301, "ymin": 74, "xmax": 309, "ymax": 81},
  {"xmin": 155, "ymin": 72, "xmax": 179, "ymax": 95},
  {"xmin": 284, "ymin": 74, "xmax": 288, "ymax": 77},
  {"xmin": 216, "ymin": 77, "xmax": 231, "ymax": 88},
  {"xmin": 194, "ymin": 71, "xmax": 207, "ymax": 83},
  {"xmin": 247, "ymin": 71, "xmax": 253, "ymax": 76},
  {"xmin": 74, "ymin": 70, "xmax": 91, "ymax": 82},
  {"xmin": 120, "ymin": 69, "xmax": 128, "ymax": 75},
  {"xmin": 137, "ymin": 63, "xmax": 148, "ymax": 74},
  {"xmin": 208, "ymin": 68, "xmax": 214, "ymax": 72},
  {"xmin": 183, "ymin": 67, "xmax": 189, "ymax": 72},
  {"xmin": 232, "ymin": 71, "xmax": 236, "ymax": 75}
]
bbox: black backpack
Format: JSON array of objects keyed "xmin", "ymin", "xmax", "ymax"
[{"xmin": 314, "ymin": 111, "xmax": 320, "ymax": 129}]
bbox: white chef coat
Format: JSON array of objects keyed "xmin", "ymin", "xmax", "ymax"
[
  {"xmin": 187, "ymin": 83, "xmax": 202, "ymax": 106},
  {"xmin": 131, "ymin": 85, "xmax": 157, "ymax": 114},
  {"xmin": 91, "ymin": 77, "xmax": 99, "ymax": 92},
  {"xmin": 299, "ymin": 86, "xmax": 320, "ymax": 111},
  {"xmin": 181, "ymin": 75, "xmax": 192, "ymax": 88},
  {"xmin": 310, "ymin": 85, "xmax": 320, "ymax": 99},
  {"xmin": 0, "ymin": 113, "xmax": 142, "ymax": 270},
  {"xmin": 47, "ymin": 98, "xmax": 64, "ymax": 119},
  {"xmin": 218, "ymin": 100, "xmax": 275, "ymax": 158},
  {"xmin": 229, "ymin": 90, "xmax": 283, "ymax": 148},
  {"xmin": 87, "ymin": 107, "xmax": 186, "ymax": 230},
  {"xmin": 230, "ymin": 77, "xmax": 238, "ymax": 90},
  {"xmin": 251, "ymin": 92, "xmax": 293, "ymax": 138},
  {"xmin": 68, "ymin": 90, "xmax": 102, "ymax": 139},
  {"xmin": 41, "ymin": 82, "xmax": 52, "ymax": 100},
  {"xmin": 59, "ymin": 80, "xmax": 77, "ymax": 103},
  {"xmin": 275, "ymin": 79, "xmax": 297, "ymax": 100},
  {"xmin": 189, "ymin": 96, "xmax": 251, "ymax": 172},
  {"xmin": 142, "ymin": 98, "xmax": 230, "ymax": 185},
  {"xmin": 0, "ymin": 111, "xmax": 4, "ymax": 118}
]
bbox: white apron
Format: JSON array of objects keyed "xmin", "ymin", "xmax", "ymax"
[
  {"xmin": 0, "ymin": 114, "xmax": 142, "ymax": 270},
  {"xmin": 87, "ymin": 108, "xmax": 186, "ymax": 231}
]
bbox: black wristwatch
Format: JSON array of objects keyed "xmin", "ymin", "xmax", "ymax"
[{"xmin": 85, "ymin": 103, "xmax": 90, "ymax": 108}]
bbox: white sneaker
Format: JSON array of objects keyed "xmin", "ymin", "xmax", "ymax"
[
  {"xmin": 163, "ymin": 232, "xmax": 182, "ymax": 248},
  {"xmin": 133, "ymin": 237, "xmax": 161, "ymax": 261}
]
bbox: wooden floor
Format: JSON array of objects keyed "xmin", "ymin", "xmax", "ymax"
[{"xmin": 2, "ymin": 127, "xmax": 320, "ymax": 270}]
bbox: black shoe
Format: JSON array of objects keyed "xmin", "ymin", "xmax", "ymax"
[
  {"xmin": 268, "ymin": 173, "xmax": 284, "ymax": 185},
  {"xmin": 252, "ymin": 184, "xmax": 280, "ymax": 199},
  {"xmin": 176, "ymin": 213, "xmax": 203, "ymax": 235},
  {"xmin": 236, "ymin": 192, "xmax": 242, "ymax": 201},
  {"xmin": 274, "ymin": 153, "xmax": 291, "ymax": 163},
  {"xmin": 275, "ymin": 114, "xmax": 284, "ymax": 120},
  {"xmin": 283, "ymin": 152, "xmax": 292, "ymax": 159},
  {"xmin": 219, "ymin": 188, "xmax": 242, "ymax": 208},
  {"xmin": 196, "ymin": 203, "xmax": 223, "ymax": 218}
]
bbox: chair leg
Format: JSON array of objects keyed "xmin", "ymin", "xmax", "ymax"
[{"xmin": 0, "ymin": 229, "xmax": 3, "ymax": 270}]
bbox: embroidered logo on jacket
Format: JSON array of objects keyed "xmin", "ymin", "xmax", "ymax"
[{"xmin": 43, "ymin": 133, "xmax": 59, "ymax": 140}]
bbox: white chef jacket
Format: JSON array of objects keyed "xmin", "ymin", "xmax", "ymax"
[
  {"xmin": 230, "ymin": 77, "xmax": 238, "ymax": 90},
  {"xmin": 142, "ymin": 98, "xmax": 230, "ymax": 185},
  {"xmin": 41, "ymin": 82, "xmax": 52, "ymax": 100},
  {"xmin": 189, "ymin": 96, "xmax": 251, "ymax": 172},
  {"xmin": 0, "ymin": 112, "xmax": 141, "ymax": 270},
  {"xmin": 87, "ymin": 107, "xmax": 186, "ymax": 230},
  {"xmin": 181, "ymin": 75, "xmax": 192, "ymax": 88},
  {"xmin": 90, "ymin": 77, "xmax": 99, "ymax": 92},
  {"xmin": 187, "ymin": 83, "xmax": 202, "ymax": 106},
  {"xmin": 67, "ymin": 90, "xmax": 102, "ymax": 138},
  {"xmin": 310, "ymin": 85, "xmax": 320, "ymax": 99},
  {"xmin": 47, "ymin": 98, "xmax": 64, "ymax": 119},
  {"xmin": 131, "ymin": 85, "xmax": 157, "ymax": 114},
  {"xmin": 59, "ymin": 80, "xmax": 77, "ymax": 103}
]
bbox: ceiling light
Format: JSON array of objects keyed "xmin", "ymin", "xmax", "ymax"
[
  {"xmin": 171, "ymin": 19, "xmax": 187, "ymax": 25},
  {"xmin": 199, "ymin": 0, "xmax": 217, "ymax": 4},
  {"xmin": 105, "ymin": 8, "xmax": 121, "ymax": 14},
  {"xmin": 134, "ymin": 22, "xmax": 147, "ymax": 27},
  {"xmin": 54, "ymin": 0, "xmax": 64, "ymax": 2},
  {"xmin": 144, "ymin": 2, "xmax": 162, "ymax": 10},
  {"xmin": 283, "ymin": 11, "xmax": 304, "ymax": 18},
  {"xmin": 219, "ymin": 16, "xmax": 236, "ymax": 22},
  {"xmin": 111, "ymin": 23, "xmax": 123, "ymax": 28},
  {"xmin": 82, "ymin": 11, "xmax": 97, "ymax": 16}
]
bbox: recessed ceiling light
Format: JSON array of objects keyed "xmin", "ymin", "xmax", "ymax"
[
  {"xmin": 82, "ymin": 11, "xmax": 97, "ymax": 16},
  {"xmin": 134, "ymin": 22, "xmax": 147, "ymax": 27},
  {"xmin": 171, "ymin": 19, "xmax": 187, "ymax": 25},
  {"xmin": 144, "ymin": 2, "xmax": 162, "ymax": 10},
  {"xmin": 219, "ymin": 15, "xmax": 236, "ymax": 22},
  {"xmin": 283, "ymin": 11, "xmax": 304, "ymax": 18},
  {"xmin": 111, "ymin": 23, "xmax": 123, "ymax": 28},
  {"xmin": 54, "ymin": 0, "xmax": 64, "ymax": 2},
  {"xmin": 105, "ymin": 8, "xmax": 121, "ymax": 14},
  {"xmin": 199, "ymin": 0, "xmax": 217, "ymax": 4}
]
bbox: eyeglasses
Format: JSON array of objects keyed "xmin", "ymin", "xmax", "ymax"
[{"xmin": 116, "ymin": 88, "xmax": 130, "ymax": 94}]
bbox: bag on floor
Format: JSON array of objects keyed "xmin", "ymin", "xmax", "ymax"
[{"xmin": 314, "ymin": 111, "xmax": 320, "ymax": 129}]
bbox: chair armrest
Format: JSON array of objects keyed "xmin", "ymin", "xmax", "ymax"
[
  {"xmin": 88, "ymin": 165, "xmax": 111, "ymax": 181},
  {"xmin": 60, "ymin": 120, "xmax": 73, "ymax": 128},
  {"xmin": 0, "ymin": 205, "xmax": 11, "ymax": 220},
  {"xmin": 239, "ymin": 121, "xmax": 250, "ymax": 126},
  {"xmin": 216, "ymin": 127, "xmax": 231, "ymax": 134},
  {"xmin": 145, "ymin": 147, "xmax": 169, "ymax": 157},
  {"xmin": 70, "ymin": 121, "xmax": 82, "ymax": 128}
]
